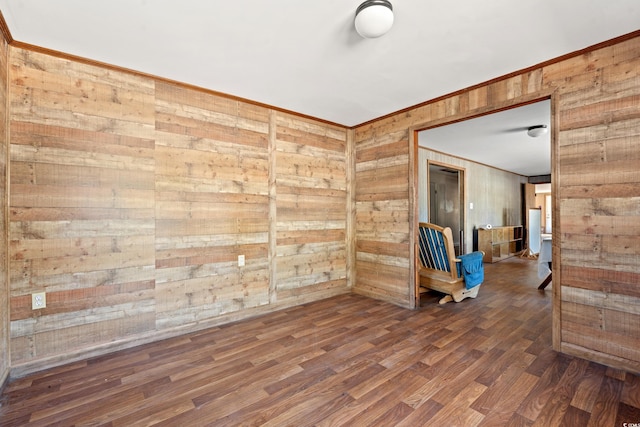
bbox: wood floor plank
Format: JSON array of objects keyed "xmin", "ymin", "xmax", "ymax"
[
  {"xmin": 477, "ymin": 370, "xmax": 539, "ymax": 426},
  {"xmin": 622, "ymin": 373, "xmax": 640, "ymax": 408},
  {"xmin": 338, "ymin": 369, "xmax": 428, "ymax": 426},
  {"xmin": 570, "ymin": 362, "xmax": 608, "ymax": 412},
  {"xmin": 561, "ymin": 405, "xmax": 591, "ymax": 426},
  {"xmin": 112, "ymin": 400, "xmax": 196, "ymax": 427},
  {"xmin": 394, "ymin": 398, "xmax": 444, "ymax": 427},
  {"xmin": 421, "ymin": 380, "xmax": 486, "ymax": 427},
  {"xmin": 531, "ymin": 357, "xmax": 590, "ymax": 426},
  {"xmin": 429, "ymin": 349, "xmax": 486, "ymax": 404},
  {"xmin": 30, "ymin": 387, "xmax": 145, "ymax": 426},
  {"xmin": 472, "ymin": 363, "xmax": 534, "ymax": 415},
  {"xmin": 1, "ymin": 257, "xmax": 639, "ymax": 426},
  {"xmin": 516, "ymin": 353, "xmax": 573, "ymax": 422},
  {"xmin": 262, "ymin": 392, "xmax": 355, "ymax": 427},
  {"xmin": 616, "ymin": 402, "xmax": 640, "ymax": 426},
  {"xmin": 506, "ymin": 412, "xmax": 535, "ymax": 427},
  {"xmin": 587, "ymin": 375, "xmax": 624, "ymax": 426}
]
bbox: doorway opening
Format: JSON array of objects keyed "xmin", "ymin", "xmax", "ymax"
[
  {"xmin": 412, "ymin": 97, "xmax": 554, "ymax": 309},
  {"xmin": 428, "ymin": 162, "xmax": 465, "ymax": 255}
]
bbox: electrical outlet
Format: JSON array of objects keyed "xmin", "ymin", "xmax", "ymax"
[
  {"xmin": 238, "ymin": 254, "xmax": 245, "ymax": 267},
  {"xmin": 32, "ymin": 292, "xmax": 46, "ymax": 310}
]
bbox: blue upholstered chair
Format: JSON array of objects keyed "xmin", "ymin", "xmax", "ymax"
[{"xmin": 418, "ymin": 222, "xmax": 485, "ymax": 304}]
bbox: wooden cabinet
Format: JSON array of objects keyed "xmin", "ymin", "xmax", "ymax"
[{"xmin": 477, "ymin": 226, "xmax": 523, "ymax": 263}]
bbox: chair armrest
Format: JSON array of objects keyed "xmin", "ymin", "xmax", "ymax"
[{"xmin": 453, "ymin": 251, "xmax": 484, "ymax": 263}]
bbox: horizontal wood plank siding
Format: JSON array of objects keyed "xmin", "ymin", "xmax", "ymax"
[
  {"xmin": 554, "ymin": 37, "xmax": 640, "ymax": 373},
  {"xmin": 7, "ymin": 48, "xmax": 349, "ymax": 374},
  {"xmin": 274, "ymin": 113, "xmax": 349, "ymax": 303},
  {"xmin": 3, "ymin": 29, "xmax": 639, "ymax": 377},
  {"xmin": 354, "ymin": 34, "xmax": 640, "ymax": 372},
  {"xmin": 9, "ymin": 48, "xmax": 157, "ymax": 365},
  {"xmin": 353, "ymin": 128, "xmax": 411, "ymax": 306},
  {"xmin": 154, "ymin": 81, "xmax": 271, "ymax": 329}
]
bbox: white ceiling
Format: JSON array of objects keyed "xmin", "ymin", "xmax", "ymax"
[
  {"xmin": 1, "ymin": 0, "xmax": 638, "ymax": 129},
  {"xmin": 0, "ymin": 2, "xmax": 638, "ymax": 178},
  {"xmin": 419, "ymin": 99, "xmax": 551, "ymax": 176}
]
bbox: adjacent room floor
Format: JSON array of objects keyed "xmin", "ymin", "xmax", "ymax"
[{"xmin": 1, "ymin": 257, "xmax": 639, "ymax": 426}]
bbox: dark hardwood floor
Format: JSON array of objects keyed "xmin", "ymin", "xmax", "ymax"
[{"xmin": 1, "ymin": 257, "xmax": 639, "ymax": 426}]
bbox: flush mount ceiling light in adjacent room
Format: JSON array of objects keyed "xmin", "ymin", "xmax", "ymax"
[
  {"xmin": 355, "ymin": 0, "xmax": 394, "ymax": 38},
  {"xmin": 527, "ymin": 125, "xmax": 548, "ymax": 138}
]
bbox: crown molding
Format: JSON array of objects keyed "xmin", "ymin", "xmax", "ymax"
[{"xmin": 0, "ymin": 10, "xmax": 13, "ymax": 44}]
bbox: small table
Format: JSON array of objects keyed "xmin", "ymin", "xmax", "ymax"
[{"xmin": 538, "ymin": 235, "xmax": 552, "ymax": 289}]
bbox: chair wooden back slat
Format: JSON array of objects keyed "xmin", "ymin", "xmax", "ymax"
[{"xmin": 418, "ymin": 222, "xmax": 458, "ymax": 281}]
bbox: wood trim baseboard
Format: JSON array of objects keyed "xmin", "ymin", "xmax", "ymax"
[
  {"xmin": 560, "ymin": 342, "xmax": 640, "ymax": 376},
  {"xmin": 8, "ymin": 292, "xmax": 349, "ymax": 379}
]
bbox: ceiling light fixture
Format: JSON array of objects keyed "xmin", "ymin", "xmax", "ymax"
[
  {"xmin": 527, "ymin": 125, "xmax": 548, "ymax": 138},
  {"xmin": 355, "ymin": 0, "xmax": 394, "ymax": 39}
]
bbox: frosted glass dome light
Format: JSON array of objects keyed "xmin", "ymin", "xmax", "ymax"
[{"xmin": 355, "ymin": 0, "xmax": 394, "ymax": 39}]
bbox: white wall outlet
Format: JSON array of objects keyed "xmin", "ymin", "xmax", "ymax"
[
  {"xmin": 238, "ymin": 254, "xmax": 245, "ymax": 267},
  {"xmin": 469, "ymin": 202, "xmax": 474, "ymax": 210},
  {"xmin": 32, "ymin": 292, "xmax": 46, "ymax": 310}
]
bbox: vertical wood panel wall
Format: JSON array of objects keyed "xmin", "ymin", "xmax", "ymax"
[
  {"xmin": 0, "ymin": 32, "xmax": 9, "ymax": 387},
  {"xmin": 7, "ymin": 48, "xmax": 349, "ymax": 375},
  {"xmin": 354, "ymin": 35, "xmax": 640, "ymax": 373}
]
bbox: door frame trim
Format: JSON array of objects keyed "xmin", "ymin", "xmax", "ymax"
[{"xmin": 408, "ymin": 92, "xmax": 557, "ymax": 311}]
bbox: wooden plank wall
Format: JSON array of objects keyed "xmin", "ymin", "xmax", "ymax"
[
  {"xmin": 9, "ymin": 49, "xmax": 158, "ymax": 368},
  {"xmin": 353, "ymin": 128, "xmax": 412, "ymax": 307},
  {"xmin": 4, "ymin": 33, "xmax": 638, "ymax": 377},
  {"xmin": 7, "ymin": 48, "xmax": 349, "ymax": 374},
  {"xmin": 354, "ymin": 34, "xmax": 640, "ymax": 373},
  {"xmin": 555, "ymin": 39, "xmax": 640, "ymax": 371},
  {"xmin": 0, "ymin": 31, "xmax": 9, "ymax": 388},
  {"xmin": 274, "ymin": 113, "xmax": 349, "ymax": 303},
  {"xmin": 154, "ymin": 82, "xmax": 271, "ymax": 329}
]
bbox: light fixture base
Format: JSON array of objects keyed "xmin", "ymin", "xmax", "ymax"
[{"xmin": 527, "ymin": 125, "xmax": 548, "ymax": 138}]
